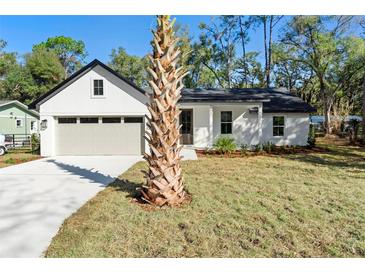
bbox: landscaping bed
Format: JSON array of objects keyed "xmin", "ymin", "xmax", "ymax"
[
  {"xmin": 45, "ymin": 139, "xmax": 365, "ymax": 257},
  {"xmin": 195, "ymin": 146, "xmax": 329, "ymax": 158},
  {"xmin": 0, "ymin": 150, "xmax": 41, "ymax": 168}
]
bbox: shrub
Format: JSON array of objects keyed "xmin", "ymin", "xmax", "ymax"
[
  {"xmin": 348, "ymin": 118, "xmax": 361, "ymax": 144},
  {"xmin": 307, "ymin": 124, "xmax": 316, "ymax": 148},
  {"xmin": 213, "ymin": 136, "xmax": 236, "ymax": 154},
  {"xmin": 240, "ymin": 144, "xmax": 249, "ymax": 155},
  {"xmin": 31, "ymin": 133, "xmax": 40, "ymax": 154},
  {"xmin": 262, "ymin": 142, "xmax": 275, "ymax": 153},
  {"xmin": 253, "ymin": 144, "xmax": 263, "ymax": 152}
]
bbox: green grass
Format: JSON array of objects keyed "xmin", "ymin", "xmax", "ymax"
[
  {"xmin": 45, "ymin": 139, "xmax": 365, "ymax": 257},
  {"xmin": 0, "ymin": 150, "xmax": 41, "ymax": 168}
]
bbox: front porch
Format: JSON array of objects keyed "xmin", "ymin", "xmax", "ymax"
[{"xmin": 179, "ymin": 103, "xmax": 263, "ymax": 149}]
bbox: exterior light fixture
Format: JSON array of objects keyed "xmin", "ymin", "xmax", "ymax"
[{"xmin": 40, "ymin": 119, "xmax": 48, "ymax": 130}]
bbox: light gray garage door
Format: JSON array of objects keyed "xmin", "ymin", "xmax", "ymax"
[{"xmin": 55, "ymin": 117, "xmax": 143, "ymax": 155}]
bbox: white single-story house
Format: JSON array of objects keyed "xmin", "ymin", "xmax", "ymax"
[{"xmin": 29, "ymin": 59, "xmax": 316, "ymax": 157}]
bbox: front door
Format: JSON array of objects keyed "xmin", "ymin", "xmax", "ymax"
[{"xmin": 179, "ymin": 109, "xmax": 193, "ymax": 145}]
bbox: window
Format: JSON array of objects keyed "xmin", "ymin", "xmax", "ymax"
[
  {"xmin": 58, "ymin": 117, "xmax": 77, "ymax": 124},
  {"xmin": 16, "ymin": 119, "xmax": 22, "ymax": 128},
  {"xmin": 273, "ymin": 116, "xmax": 285, "ymax": 136},
  {"xmin": 80, "ymin": 117, "xmax": 99, "ymax": 124},
  {"xmin": 30, "ymin": 121, "xmax": 36, "ymax": 130},
  {"xmin": 221, "ymin": 111, "xmax": 232, "ymax": 134},
  {"xmin": 124, "ymin": 117, "xmax": 143, "ymax": 123},
  {"xmin": 102, "ymin": 117, "xmax": 121, "ymax": 123},
  {"xmin": 93, "ymin": 79, "xmax": 104, "ymax": 96}
]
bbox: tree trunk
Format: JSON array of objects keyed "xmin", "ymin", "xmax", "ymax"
[
  {"xmin": 142, "ymin": 15, "xmax": 188, "ymax": 207},
  {"xmin": 266, "ymin": 16, "xmax": 273, "ymax": 88},
  {"xmin": 263, "ymin": 17, "xmax": 268, "ymax": 88},
  {"xmin": 320, "ymin": 80, "xmax": 332, "ymax": 135},
  {"xmin": 362, "ymin": 73, "xmax": 365, "ymax": 143},
  {"xmin": 238, "ymin": 16, "xmax": 248, "ymax": 88}
]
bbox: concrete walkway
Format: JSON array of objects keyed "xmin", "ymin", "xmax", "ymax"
[{"xmin": 0, "ymin": 155, "xmax": 141, "ymax": 257}]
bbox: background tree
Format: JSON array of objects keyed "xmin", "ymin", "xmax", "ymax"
[
  {"xmin": 360, "ymin": 17, "xmax": 365, "ymax": 143},
  {"xmin": 33, "ymin": 36, "xmax": 87, "ymax": 77},
  {"xmin": 25, "ymin": 47, "xmax": 65, "ymax": 96},
  {"xmin": 0, "ymin": 64, "xmax": 37, "ymax": 104},
  {"xmin": 0, "ymin": 40, "xmax": 17, "ymax": 78},
  {"xmin": 109, "ymin": 47, "xmax": 149, "ymax": 88},
  {"xmin": 278, "ymin": 16, "xmax": 353, "ymax": 134},
  {"xmin": 142, "ymin": 16, "xmax": 188, "ymax": 206},
  {"xmin": 199, "ymin": 17, "xmax": 237, "ymax": 88},
  {"xmin": 251, "ymin": 16, "xmax": 283, "ymax": 87}
]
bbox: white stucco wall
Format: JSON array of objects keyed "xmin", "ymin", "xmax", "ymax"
[
  {"xmin": 180, "ymin": 103, "xmax": 263, "ymax": 148},
  {"xmin": 180, "ymin": 104, "xmax": 310, "ymax": 148},
  {"xmin": 39, "ymin": 115, "xmax": 55, "ymax": 156},
  {"xmin": 39, "ymin": 65, "xmax": 149, "ymax": 156},
  {"xmin": 262, "ymin": 113, "xmax": 310, "ymax": 146},
  {"xmin": 38, "ymin": 64, "xmax": 310, "ymax": 156}
]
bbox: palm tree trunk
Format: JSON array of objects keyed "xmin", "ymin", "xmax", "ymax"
[{"xmin": 141, "ymin": 15, "xmax": 188, "ymax": 207}]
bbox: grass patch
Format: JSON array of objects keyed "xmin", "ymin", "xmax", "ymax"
[
  {"xmin": 0, "ymin": 151, "xmax": 41, "ymax": 168},
  {"xmin": 45, "ymin": 139, "xmax": 365, "ymax": 257}
]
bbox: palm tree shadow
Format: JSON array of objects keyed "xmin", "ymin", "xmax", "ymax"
[
  {"xmin": 110, "ymin": 178, "xmax": 143, "ymax": 199},
  {"xmin": 47, "ymin": 159, "xmax": 115, "ymax": 186}
]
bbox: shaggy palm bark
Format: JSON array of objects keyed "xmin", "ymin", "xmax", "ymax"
[{"xmin": 141, "ymin": 15, "xmax": 188, "ymax": 206}]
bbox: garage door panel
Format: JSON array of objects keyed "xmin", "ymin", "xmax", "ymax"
[{"xmin": 56, "ymin": 120, "xmax": 142, "ymax": 155}]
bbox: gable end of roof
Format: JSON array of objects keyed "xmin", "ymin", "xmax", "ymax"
[{"xmin": 28, "ymin": 59, "xmax": 146, "ymax": 110}]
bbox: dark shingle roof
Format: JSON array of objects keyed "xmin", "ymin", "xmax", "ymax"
[{"xmin": 180, "ymin": 88, "xmax": 316, "ymax": 113}]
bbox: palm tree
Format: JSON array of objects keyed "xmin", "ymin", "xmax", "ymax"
[{"xmin": 141, "ymin": 15, "xmax": 188, "ymax": 206}]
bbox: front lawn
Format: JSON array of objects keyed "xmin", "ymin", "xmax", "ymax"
[
  {"xmin": 45, "ymin": 139, "xmax": 365, "ymax": 257},
  {"xmin": 0, "ymin": 150, "xmax": 41, "ymax": 168}
]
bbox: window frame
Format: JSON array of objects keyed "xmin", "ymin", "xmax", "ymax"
[
  {"xmin": 102, "ymin": 117, "xmax": 121, "ymax": 124},
  {"xmin": 58, "ymin": 117, "xmax": 77, "ymax": 124},
  {"xmin": 80, "ymin": 117, "xmax": 99, "ymax": 124},
  {"xmin": 272, "ymin": 116, "xmax": 285, "ymax": 137},
  {"xmin": 220, "ymin": 111, "xmax": 233, "ymax": 135},
  {"xmin": 91, "ymin": 78, "xmax": 106, "ymax": 98},
  {"xmin": 30, "ymin": 121, "xmax": 36, "ymax": 131},
  {"xmin": 124, "ymin": 117, "xmax": 143, "ymax": 124},
  {"xmin": 16, "ymin": 118, "xmax": 23, "ymax": 128}
]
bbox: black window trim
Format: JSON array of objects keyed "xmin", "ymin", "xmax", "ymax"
[
  {"xmin": 220, "ymin": 111, "xmax": 232, "ymax": 134},
  {"xmin": 93, "ymin": 79, "xmax": 104, "ymax": 97},
  {"xmin": 58, "ymin": 117, "xmax": 77, "ymax": 124},
  {"xmin": 80, "ymin": 117, "xmax": 99, "ymax": 124},
  {"xmin": 273, "ymin": 116, "xmax": 285, "ymax": 137},
  {"xmin": 124, "ymin": 116, "xmax": 143, "ymax": 123},
  {"xmin": 102, "ymin": 117, "xmax": 121, "ymax": 124}
]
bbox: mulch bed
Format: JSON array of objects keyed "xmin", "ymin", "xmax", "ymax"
[{"xmin": 196, "ymin": 146, "xmax": 330, "ymax": 158}]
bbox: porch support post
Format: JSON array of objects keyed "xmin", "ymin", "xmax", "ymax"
[
  {"xmin": 209, "ymin": 105, "xmax": 213, "ymax": 147},
  {"xmin": 258, "ymin": 104, "xmax": 263, "ymax": 144}
]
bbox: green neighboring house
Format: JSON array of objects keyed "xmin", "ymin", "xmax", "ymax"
[{"xmin": 0, "ymin": 100, "xmax": 39, "ymax": 135}]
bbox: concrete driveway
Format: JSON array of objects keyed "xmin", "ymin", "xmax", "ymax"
[{"xmin": 0, "ymin": 155, "xmax": 141, "ymax": 258}]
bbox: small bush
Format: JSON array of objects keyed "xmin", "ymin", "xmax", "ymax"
[
  {"xmin": 213, "ymin": 136, "xmax": 236, "ymax": 154},
  {"xmin": 5, "ymin": 158, "xmax": 16, "ymax": 164},
  {"xmin": 253, "ymin": 144, "xmax": 263, "ymax": 152},
  {"xmin": 348, "ymin": 119, "xmax": 361, "ymax": 144},
  {"xmin": 307, "ymin": 124, "xmax": 316, "ymax": 148},
  {"xmin": 31, "ymin": 133, "xmax": 40, "ymax": 154},
  {"xmin": 262, "ymin": 142, "xmax": 275, "ymax": 153},
  {"xmin": 240, "ymin": 144, "xmax": 249, "ymax": 154}
]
